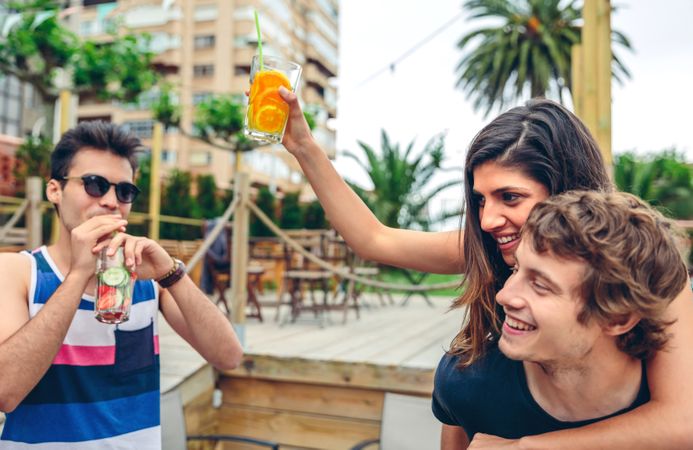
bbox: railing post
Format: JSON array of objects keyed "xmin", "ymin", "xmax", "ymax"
[
  {"xmin": 571, "ymin": 44, "xmax": 583, "ymax": 118},
  {"xmin": 595, "ymin": 0, "xmax": 612, "ymax": 169},
  {"xmin": 230, "ymin": 171, "xmax": 250, "ymax": 346},
  {"xmin": 26, "ymin": 177, "xmax": 43, "ymax": 249},
  {"xmin": 580, "ymin": 0, "xmax": 612, "ymax": 174},
  {"xmin": 148, "ymin": 122, "xmax": 163, "ymax": 240}
]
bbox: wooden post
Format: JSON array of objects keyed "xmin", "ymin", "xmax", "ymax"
[
  {"xmin": 582, "ymin": 0, "xmax": 599, "ymax": 137},
  {"xmin": 571, "ymin": 44, "xmax": 584, "ymax": 118},
  {"xmin": 230, "ymin": 171, "xmax": 250, "ymax": 346},
  {"xmin": 579, "ymin": 0, "xmax": 612, "ymax": 173},
  {"xmin": 148, "ymin": 122, "xmax": 163, "ymax": 240},
  {"xmin": 234, "ymin": 150, "xmax": 242, "ymax": 176},
  {"xmin": 50, "ymin": 89, "xmax": 73, "ymax": 244},
  {"xmin": 26, "ymin": 177, "xmax": 43, "ymax": 249},
  {"xmin": 59, "ymin": 90, "xmax": 71, "ymax": 136},
  {"xmin": 596, "ymin": 0, "xmax": 612, "ymax": 169}
]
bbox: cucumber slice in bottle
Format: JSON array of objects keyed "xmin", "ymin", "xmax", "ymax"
[
  {"xmin": 114, "ymin": 289, "xmax": 125, "ymax": 307},
  {"xmin": 101, "ymin": 267, "xmax": 129, "ymax": 287}
]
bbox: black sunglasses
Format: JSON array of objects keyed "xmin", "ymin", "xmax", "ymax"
[{"xmin": 62, "ymin": 175, "xmax": 140, "ymax": 204}]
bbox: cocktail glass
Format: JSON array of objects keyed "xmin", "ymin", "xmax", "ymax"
[{"xmin": 243, "ymin": 55, "xmax": 302, "ymax": 144}]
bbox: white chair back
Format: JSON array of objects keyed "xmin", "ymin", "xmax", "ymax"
[
  {"xmin": 380, "ymin": 393, "xmax": 441, "ymax": 450},
  {"xmin": 160, "ymin": 390, "xmax": 187, "ymax": 450}
]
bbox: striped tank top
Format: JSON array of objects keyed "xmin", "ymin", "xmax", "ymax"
[{"xmin": 0, "ymin": 247, "xmax": 162, "ymax": 449}]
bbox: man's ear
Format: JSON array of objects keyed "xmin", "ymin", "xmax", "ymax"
[
  {"xmin": 603, "ymin": 313, "xmax": 641, "ymax": 337},
  {"xmin": 46, "ymin": 179, "xmax": 62, "ymax": 205}
]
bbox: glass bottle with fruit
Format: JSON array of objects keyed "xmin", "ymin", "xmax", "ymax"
[{"xmin": 95, "ymin": 244, "xmax": 135, "ymax": 324}]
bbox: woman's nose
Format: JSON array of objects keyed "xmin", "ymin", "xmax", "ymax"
[{"xmin": 479, "ymin": 202, "xmax": 506, "ymax": 232}]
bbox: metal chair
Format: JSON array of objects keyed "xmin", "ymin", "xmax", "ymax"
[
  {"xmin": 161, "ymin": 389, "xmax": 279, "ymax": 449},
  {"xmin": 275, "ymin": 230, "xmax": 332, "ymax": 324}
]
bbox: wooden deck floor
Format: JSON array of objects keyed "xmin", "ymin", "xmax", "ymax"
[
  {"xmin": 159, "ymin": 292, "xmax": 463, "ymax": 395},
  {"xmin": 243, "ymin": 293, "xmax": 461, "ymax": 369}
]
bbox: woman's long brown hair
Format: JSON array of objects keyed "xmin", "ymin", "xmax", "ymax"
[{"xmin": 449, "ymin": 98, "xmax": 613, "ymax": 367}]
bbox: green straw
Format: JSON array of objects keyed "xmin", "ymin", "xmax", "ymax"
[{"xmin": 254, "ymin": 10, "xmax": 263, "ymax": 71}]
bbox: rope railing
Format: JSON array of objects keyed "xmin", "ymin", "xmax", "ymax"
[
  {"xmin": 1, "ymin": 191, "xmax": 462, "ymax": 293},
  {"xmin": 185, "ymin": 197, "xmax": 239, "ymax": 272},
  {"xmin": 0, "ymin": 195, "xmax": 26, "ymax": 205},
  {"xmin": 247, "ymin": 200, "xmax": 462, "ymax": 292}
]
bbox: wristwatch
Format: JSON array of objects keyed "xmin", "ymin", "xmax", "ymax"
[{"xmin": 156, "ymin": 258, "xmax": 186, "ymax": 288}]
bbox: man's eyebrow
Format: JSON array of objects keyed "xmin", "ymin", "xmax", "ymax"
[{"xmin": 525, "ymin": 267, "xmax": 562, "ymax": 293}]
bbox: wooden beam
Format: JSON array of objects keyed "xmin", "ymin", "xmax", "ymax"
[
  {"xmin": 219, "ymin": 377, "xmax": 385, "ymax": 421},
  {"xmin": 59, "ymin": 90, "xmax": 71, "ymax": 137},
  {"xmin": 224, "ymin": 354, "xmax": 435, "ymax": 395},
  {"xmin": 26, "ymin": 177, "xmax": 43, "ymax": 249},
  {"xmin": 596, "ymin": 0, "xmax": 613, "ymax": 168},
  {"xmin": 582, "ymin": 0, "xmax": 599, "ymax": 138},
  {"xmin": 216, "ymin": 406, "xmax": 379, "ymax": 450},
  {"xmin": 571, "ymin": 44, "xmax": 584, "ymax": 118},
  {"xmin": 579, "ymin": 0, "xmax": 612, "ymax": 172},
  {"xmin": 231, "ymin": 171, "xmax": 250, "ymax": 342},
  {"xmin": 183, "ymin": 388, "xmax": 218, "ymax": 437},
  {"xmin": 148, "ymin": 122, "xmax": 163, "ymax": 240}
]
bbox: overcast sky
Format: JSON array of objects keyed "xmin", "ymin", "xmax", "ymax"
[{"xmin": 332, "ymin": 0, "xmax": 693, "ymax": 212}]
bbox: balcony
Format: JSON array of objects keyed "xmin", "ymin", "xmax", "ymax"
[{"xmin": 303, "ymin": 63, "xmax": 330, "ymax": 91}]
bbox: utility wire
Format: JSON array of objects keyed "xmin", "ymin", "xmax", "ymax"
[{"xmin": 357, "ymin": 10, "xmax": 465, "ymax": 87}]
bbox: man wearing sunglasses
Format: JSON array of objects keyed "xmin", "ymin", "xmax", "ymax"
[{"xmin": 0, "ymin": 121, "xmax": 243, "ymax": 449}]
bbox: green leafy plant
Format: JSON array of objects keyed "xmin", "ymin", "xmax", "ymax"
[
  {"xmin": 280, "ymin": 192, "xmax": 302, "ymax": 229},
  {"xmin": 303, "ymin": 200, "xmax": 327, "ymax": 230},
  {"xmin": 456, "ymin": 0, "xmax": 632, "ymax": 115},
  {"xmin": 161, "ymin": 169, "xmax": 199, "ymax": 240},
  {"xmin": 13, "ymin": 134, "xmax": 52, "ymax": 187},
  {"xmin": 614, "ymin": 150, "xmax": 693, "ymax": 219},
  {"xmin": 196, "ymin": 174, "xmax": 222, "ymax": 218},
  {"xmin": 343, "ymin": 130, "xmax": 462, "ymax": 230},
  {"xmin": 0, "ymin": 0, "xmax": 159, "ymax": 136},
  {"xmin": 251, "ymin": 186, "xmax": 277, "ymax": 237}
]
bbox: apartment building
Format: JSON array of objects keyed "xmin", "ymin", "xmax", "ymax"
[
  {"xmin": 0, "ymin": 74, "xmax": 40, "ymax": 195},
  {"xmin": 76, "ymin": 0, "xmax": 339, "ymax": 193}
]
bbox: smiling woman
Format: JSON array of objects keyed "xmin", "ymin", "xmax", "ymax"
[
  {"xmin": 451, "ymin": 98, "xmax": 612, "ymax": 366},
  {"xmin": 278, "ymin": 88, "xmax": 693, "ymax": 448},
  {"xmin": 471, "ymin": 162, "xmax": 549, "ymax": 266}
]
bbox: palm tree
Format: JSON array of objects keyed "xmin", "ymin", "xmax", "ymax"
[
  {"xmin": 456, "ymin": 0, "xmax": 632, "ymax": 115},
  {"xmin": 343, "ymin": 130, "xmax": 462, "ymax": 231},
  {"xmin": 614, "ymin": 150, "xmax": 693, "ymax": 220}
]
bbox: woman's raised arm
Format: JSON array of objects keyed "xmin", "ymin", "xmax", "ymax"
[{"xmin": 279, "ymin": 87, "xmax": 462, "ymax": 274}]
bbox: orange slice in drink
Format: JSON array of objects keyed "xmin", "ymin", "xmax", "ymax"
[
  {"xmin": 249, "ymin": 69, "xmax": 292, "ymax": 133},
  {"xmin": 254, "ymin": 103, "xmax": 288, "ymax": 133},
  {"xmin": 252, "ymin": 70, "xmax": 291, "ymax": 96}
]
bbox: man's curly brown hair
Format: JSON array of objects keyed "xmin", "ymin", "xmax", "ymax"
[{"xmin": 522, "ymin": 190, "xmax": 688, "ymax": 360}]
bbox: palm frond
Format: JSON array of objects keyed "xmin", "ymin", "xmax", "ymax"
[{"xmin": 456, "ymin": 0, "xmax": 632, "ymax": 114}]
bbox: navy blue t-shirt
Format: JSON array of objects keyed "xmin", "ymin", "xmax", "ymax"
[{"xmin": 432, "ymin": 343, "xmax": 649, "ymax": 440}]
